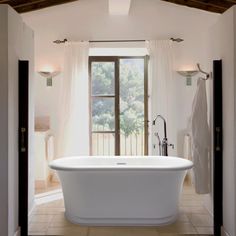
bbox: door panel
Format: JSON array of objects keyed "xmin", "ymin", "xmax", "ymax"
[
  {"xmin": 119, "ymin": 58, "xmax": 146, "ymax": 155},
  {"xmin": 90, "ymin": 58, "xmax": 118, "ymax": 155},
  {"xmin": 18, "ymin": 60, "xmax": 29, "ymax": 236},
  {"xmin": 213, "ymin": 60, "xmax": 223, "ymax": 236}
]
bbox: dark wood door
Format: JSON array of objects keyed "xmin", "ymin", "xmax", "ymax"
[
  {"xmin": 213, "ymin": 60, "xmax": 223, "ymax": 236},
  {"xmin": 19, "ymin": 60, "xmax": 29, "ymax": 236}
]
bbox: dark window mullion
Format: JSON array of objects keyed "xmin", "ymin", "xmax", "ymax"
[
  {"xmin": 144, "ymin": 55, "xmax": 149, "ymax": 155},
  {"xmin": 115, "ymin": 58, "xmax": 120, "ymax": 156}
]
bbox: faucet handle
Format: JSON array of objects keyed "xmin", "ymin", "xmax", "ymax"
[{"xmin": 168, "ymin": 143, "xmax": 174, "ymax": 149}]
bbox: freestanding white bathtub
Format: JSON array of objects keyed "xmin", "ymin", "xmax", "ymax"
[{"xmin": 49, "ymin": 156, "xmax": 193, "ymax": 226}]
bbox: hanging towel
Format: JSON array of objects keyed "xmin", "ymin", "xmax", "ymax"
[
  {"xmin": 183, "ymin": 134, "xmax": 191, "ymax": 160},
  {"xmin": 190, "ymin": 79, "xmax": 210, "ymax": 194}
]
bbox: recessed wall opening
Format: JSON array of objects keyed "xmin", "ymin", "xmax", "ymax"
[{"xmin": 29, "ymin": 44, "xmax": 215, "ymax": 235}]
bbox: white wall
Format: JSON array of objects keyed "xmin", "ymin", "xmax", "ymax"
[
  {"xmin": 22, "ymin": 0, "xmax": 219, "ymax": 158},
  {"xmin": 0, "ymin": 5, "xmax": 34, "ymax": 236},
  {"xmin": 207, "ymin": 6, "xmax": 236, "ymax": 236},
  {"xmin": 0, "ymin": 5, "xmax": 9, "ymax": 236}
]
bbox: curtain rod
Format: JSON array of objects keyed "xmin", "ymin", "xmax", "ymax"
[{"xmin": 53, "ymin": 38, "xmax": 184, "ymax": 44}]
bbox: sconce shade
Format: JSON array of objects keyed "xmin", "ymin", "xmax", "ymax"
[
  {"xmin": 177, "ymin": 70, "xmax": 199, "ymax": 77},
  {"xmin": 38, "ymin": 71, "xmax": 60, "ymax": 78},
  {"xmin": 38, "ymin": 71, "xmax": 60, "ymax": 87},
  {"xmin": 177, "ymin": 70, "xmax": 199, "ymax": 86}
]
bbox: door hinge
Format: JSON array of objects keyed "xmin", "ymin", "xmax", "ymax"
[
  {"xmin": 216, "ymin": 127, "xmax": 221, "ymax": 151},
  {"xmin": 20, "ymin": 127, "xmax": 26, "ymax": 152}
]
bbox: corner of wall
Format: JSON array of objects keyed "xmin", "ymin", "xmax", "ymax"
[
  {"xmin": 6, "ymin": 4, "xmax": 35, "ymax": 236},
  {"xmin": 0, "ymin": 5, "xmax": 9, "ymax": 236}
]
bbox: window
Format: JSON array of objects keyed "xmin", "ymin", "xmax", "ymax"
[{"xmin": 89, "ymin": 56, "xmax": 148, "ymax": 156}]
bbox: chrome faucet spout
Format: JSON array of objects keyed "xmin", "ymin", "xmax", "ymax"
[
  {"xmin": 153, "ymin": 115, "xmax": 167, "ymax": 139},
  {"xmin": 152, "ymin": 115, "xmax": 173, "ymax": 156}
]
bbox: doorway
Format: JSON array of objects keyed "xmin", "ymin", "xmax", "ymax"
[{"xmin": 19, "ymin": 59, "xmax": 223, "ymax": 235}]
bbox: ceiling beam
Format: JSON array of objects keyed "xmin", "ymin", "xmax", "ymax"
[
  {"xmin": 190, "ymin": 0, "xmax": 233, "ymax": 10},
  {"xmin": 0, "ymin": 0, "xmax": 78, "ymax": 13},
  {"xmin": 161, "ymin": 0, "xmax": 233, "ymax": 13}
]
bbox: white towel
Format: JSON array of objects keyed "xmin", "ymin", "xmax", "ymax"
[
  {"xmin": 190, "ymin": 79, "xmax": 210, "ymax": 194},
  {"xmin": 46, "ymin": 135, "xmax": 54, "ymax": 162},
  {"xmin": 183, "ymin": 134, "xmax": 191, "ymax": 160}
]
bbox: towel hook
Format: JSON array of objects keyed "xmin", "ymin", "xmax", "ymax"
[{"xmin": 197, "ymin": 63, "xmax": 210, "ymax": 80}]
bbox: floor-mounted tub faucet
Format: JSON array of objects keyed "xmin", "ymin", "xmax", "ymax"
[
  {"xmin": 154, "ymin": 131, "xmax": 162, "ymax": 156},
  {"xmin": 152, "ymin": 115, "xmax": 174, "ymax": 156}
]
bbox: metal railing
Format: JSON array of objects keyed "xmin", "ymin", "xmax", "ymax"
[{"xmin": 92, "ymin": 125, "xmax": 144, "ymax": 156}]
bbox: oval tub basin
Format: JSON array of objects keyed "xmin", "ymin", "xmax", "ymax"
[{"xmin": 50, "ymin": 156, "xmax": 193, "ymax": 226}]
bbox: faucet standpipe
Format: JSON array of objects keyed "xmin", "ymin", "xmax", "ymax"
[
  {"xmin": 152, "ymin": 115, "xmax": 174, "ymax": 156},
  {"xmin": 154, "ymin": 132, "xmax": 162, "ymax": 156}
]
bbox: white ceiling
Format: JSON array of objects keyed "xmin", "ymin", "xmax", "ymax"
[
  {"xmin": 22, "ymin": 0, "xmax": 219, "ymax": 71},
  {"xmin": 109, "ymin": 0, "xmax": 131, "ymax": 15}
]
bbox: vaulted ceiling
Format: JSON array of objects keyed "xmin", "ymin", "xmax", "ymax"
[{"xmin": 0, "ymin": 0, "xmax": 236, "ymax": 14}]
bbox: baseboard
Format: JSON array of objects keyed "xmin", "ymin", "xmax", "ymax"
[
  {"xmin": 14, "ymin": 227, "xmax": 21, "ymax": 236},
  {"xmin": 221, "ymin": 226, "xmax": 230, "ymax": 236}
]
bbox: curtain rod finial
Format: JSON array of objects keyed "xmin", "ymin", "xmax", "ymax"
[
  {"xmin": 170, "ymin": 37, "xmax": 184, "ymax": 42},
  {"xmin": 53, "ymin": 38, "xmax": 68, "ymax": 44}
]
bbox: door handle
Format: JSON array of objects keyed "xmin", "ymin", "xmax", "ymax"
[
  {"xmin": 216, "ymin": 127, "xmax": 221, "ymax": 151},
  {"xmin": 20, "ymin": 127, "xmax": 26, "ymax": 152}
]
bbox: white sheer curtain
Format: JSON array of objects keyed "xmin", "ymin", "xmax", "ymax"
[
  {"xmin": 146, "ymin": 40, "xmax": 176, "ymax": 156},
  {"xmin": 57, "ymin": 42, "xmax": 90, "ymax": 158}
]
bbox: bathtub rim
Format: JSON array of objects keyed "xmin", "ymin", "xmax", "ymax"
[{"xmin": 49, "ymin": 156, "xmax": 193, "ymax": 172}]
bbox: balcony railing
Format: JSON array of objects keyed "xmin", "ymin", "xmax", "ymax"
[{"xmin": 92, "ymin": 126, "xmax": 145, "ymax": 156}]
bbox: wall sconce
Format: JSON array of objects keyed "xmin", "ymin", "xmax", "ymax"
[
  {"xmin": 177, "ymin": 70, "xmax": 199, "ymax": 86},
  {"xmin": 38, "ymin": 71, "xmax": 60, "ymax": 87}
]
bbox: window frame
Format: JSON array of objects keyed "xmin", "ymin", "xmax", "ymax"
[{"xmin": 89, "ymin": 56, "xmax": 148, "ymax": 156}]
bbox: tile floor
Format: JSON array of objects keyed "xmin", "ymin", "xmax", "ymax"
[{"xmin": 29, "ymin": 183, "xmax": 213, "ymax": 236}]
